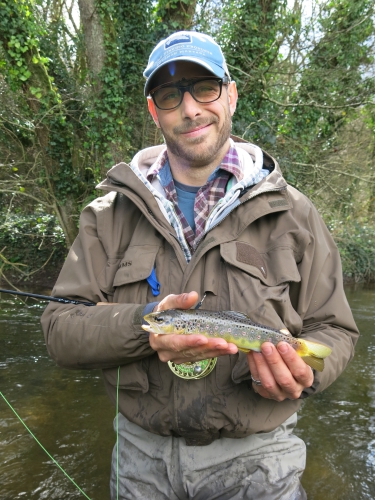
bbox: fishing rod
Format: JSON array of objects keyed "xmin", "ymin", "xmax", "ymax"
[{"xmin": 0, "ymin": 289, "xmax": 95, "ymax": 306}]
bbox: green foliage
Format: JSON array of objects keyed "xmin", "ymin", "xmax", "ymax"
[
  {"xmin": 154, "ymin": 0, "xmax": 197, "ymax": 34},
  {"xmin": 0, "ymin": 0, "xmax": 48, "ymax": 87},
  {"xmin": 218, "ymin": 0, "xmax": 288, "ymax": 144},
  {"xmin": 329, "ymin": 221, "xmax": 375, "ymax": 282},
  {"xmin": 0, "ymin": 209, "xmax": 66, "ymax": 275},
  {"xmin": 282, "ymin": 0, "xmax": 375, "ymax": 161},
  {"xmin": 115, "ymin": 0, "xmax": 156, "ymax": 157},
  {"xmin": 0, "ymin": 0, "xmax": 95, "ymax": 249},
  {"xmin": 82, "ymin": 0, "xmax": 131, "ymax": 170}
]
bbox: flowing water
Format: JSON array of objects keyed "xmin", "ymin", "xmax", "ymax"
[{"xmin": 0, "ymin": 285, "xmax": 374, "ymax": 500}]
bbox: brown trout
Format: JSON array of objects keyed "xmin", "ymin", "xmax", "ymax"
[{"xmin": 142, "ymin": 309, "xmax": 332, "ymax": 372}]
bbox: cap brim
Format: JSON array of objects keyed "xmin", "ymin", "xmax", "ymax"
[{"xmin": 144, "ymin": 56, "xmax": 226, "ymax": 96}]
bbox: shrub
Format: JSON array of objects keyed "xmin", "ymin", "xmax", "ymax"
[
  {"xmin": 0, "ymin": 208, "xmax": 67, "ymax": 281},
  {"xmin": 329, "ymin": 221, "xmax": 375, "ymax": 282}
]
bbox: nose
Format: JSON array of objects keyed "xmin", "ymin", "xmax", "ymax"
[{"xmin": 179, "ymin": 90, "xmax": 202, "ymax": 119}]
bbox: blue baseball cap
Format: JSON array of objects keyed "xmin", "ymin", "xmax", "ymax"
[{"xmin": 143, "ymin": 31, "xmax": 230, "ymax": 96}]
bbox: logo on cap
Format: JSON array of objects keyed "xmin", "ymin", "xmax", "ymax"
[{"xmin": 165, "ymin": 33, "xmax": 192, "ymax": 49}]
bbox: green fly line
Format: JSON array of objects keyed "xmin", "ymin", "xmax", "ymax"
[{"xmin": 0, "ymin": 366, "xmax": 121, "ymax": 500}]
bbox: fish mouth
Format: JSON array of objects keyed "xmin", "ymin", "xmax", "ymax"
[{"xmin": 141, "ymin": 322, "xmax": 165, "ymax": 334}]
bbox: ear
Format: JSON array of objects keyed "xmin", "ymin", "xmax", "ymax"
[
  {"xmin": 227, "ymin": 81, "xmax": 238, "ymax": 117},
  {"xmin": 147, "ymin": 97, "xmax": 160, "ymax": 128}
]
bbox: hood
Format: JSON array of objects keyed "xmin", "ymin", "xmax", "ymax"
[{"xmin": 99, "ymin": 136, "xmax": 282, "ymax": 194}]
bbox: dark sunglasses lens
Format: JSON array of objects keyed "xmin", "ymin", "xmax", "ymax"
[
  {"xmin": 153, "ymin": 79, "xmax": 222, "ymax": 110},
  {"xmin": 193, "ymin": 80, "xmax": 221, "ymax": 102},
  {"xmin": 153, "ymin": 87, "xmax": 182, "ymax": 110}
]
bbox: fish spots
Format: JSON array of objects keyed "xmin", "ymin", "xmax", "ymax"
[{"xmin": 143, "ymin": 308, "xmax": 331, "ymax": 371}]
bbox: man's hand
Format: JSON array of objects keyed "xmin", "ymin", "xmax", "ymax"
[
  {"xmin": 247, "ymin": 342, "xmax": 314, "ymax": 401},
  {"xmin": 148, "ymin": 291, "xmax": 238, "ymax": 364}
]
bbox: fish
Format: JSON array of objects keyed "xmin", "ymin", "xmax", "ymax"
[{"xmin": 142, "ymin": 308, "xmax": 332, "ymax": 372}]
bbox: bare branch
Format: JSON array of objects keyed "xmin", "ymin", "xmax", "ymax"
[
  {"xmin": 0, "ymin": 190, "xmax": 55, "ymax": 208},
  {"xmin": 289, "ymin": 162, "xmax": 375, "ymax": 183},
  {"xmin": 261, "ymin": 92, "xmax": 375, "ymax": 110},
  {"xmin": 63, "ymin": 0, "xmax": 79, "ymax": 34}
]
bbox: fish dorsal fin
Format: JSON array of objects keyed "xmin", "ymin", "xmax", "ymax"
[
  {"xmin": 221, "ymin": 310, "xmax": 250, "ymax": 321},
  {"xmin": 220, "ymin": 311, "xmax": 290, "ymax": 336}
]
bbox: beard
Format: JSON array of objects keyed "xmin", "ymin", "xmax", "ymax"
[{"xmin": 159, "ymin": 107, "xmax": 232, "ymax": 168}]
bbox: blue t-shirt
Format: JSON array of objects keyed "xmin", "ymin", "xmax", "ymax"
[{"xmin": 174, "ymin": 179, "xmax": 200, "ymax": 233}]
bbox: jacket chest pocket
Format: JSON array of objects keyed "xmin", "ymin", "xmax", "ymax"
[
  {"xmin": 113, "ymin": 245, "xmax": 160, "ymax": 304},
  {"xmin": 108, "ymin": 244, "xmax": 162, "ymax": 304},
  {"xmin": 220, "ymin": 241, "xmax": 302, "ymax": 332}
]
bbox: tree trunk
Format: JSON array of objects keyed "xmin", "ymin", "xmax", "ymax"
[{"xmin": 77, "ymin": 0, "xmax": 106, "ymax": 78}]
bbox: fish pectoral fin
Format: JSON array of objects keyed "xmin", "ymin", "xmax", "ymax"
[
  {"xmin": 237, "ymin": 347, "xmax": 250, "ymax": 353},
  {"xmin": 302, "ymin": 355, "xmax": 324, "ymax": 372}
]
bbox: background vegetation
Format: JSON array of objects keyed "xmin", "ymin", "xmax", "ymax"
[{"xmin": 0, "ymin": 0, "xmax": 374, "ymax": 286}]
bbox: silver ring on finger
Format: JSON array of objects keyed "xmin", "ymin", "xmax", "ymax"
[{"xmin": 251, "ymin": 374, "xmax": 262, "ymax": 386}]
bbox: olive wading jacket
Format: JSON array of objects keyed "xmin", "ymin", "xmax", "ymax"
[{"xmin": 41, "ymin": 137, "xmax": 359, "ymax": 446}]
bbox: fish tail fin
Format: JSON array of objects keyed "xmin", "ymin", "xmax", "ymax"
[
  {"xmin": 296, "ymin": 339, "xmax": 332, "ymax": 359},
  {"xmin": 296, "ymin": 339, "xmax": 332, "ymax": 372}
]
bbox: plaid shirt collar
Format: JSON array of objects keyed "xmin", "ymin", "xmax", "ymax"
[{"xmin": 146, "ymin": 144, "xmax": 243, "ymax": 250}]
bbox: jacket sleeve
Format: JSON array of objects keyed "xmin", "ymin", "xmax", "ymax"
[
  {"xmin": 41, "ymin": 197, "xmax": 155, "ymax": 370},
  {"xmin": 289, "ymin": 193, "xmax": 359, "ymax": 397}
]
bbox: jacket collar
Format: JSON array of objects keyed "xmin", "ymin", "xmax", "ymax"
[{"xmin": 97, "ymin": 136, "xmax": 284, "ymax": 194}]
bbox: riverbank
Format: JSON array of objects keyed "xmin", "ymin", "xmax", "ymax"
[{"xmin": 0, "ymin": 261, "xmax": 64, "ymax": 294}]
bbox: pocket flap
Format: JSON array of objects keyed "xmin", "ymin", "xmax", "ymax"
[
  {"xmin": 221, "ymin": 241, "xmax": 301, "ymax": 286},
  {"xmin": 113, "ymin": 245, "xmax": 160, "ymax": 286}
]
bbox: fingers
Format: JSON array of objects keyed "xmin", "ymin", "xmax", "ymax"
[
  {"xmin": 276, "ymin": 342, "xmax": 314, "ymax": 388},
  {"xmin": 155, "ymin": 291, "xmax": 199, "ymax": 312},
  {"xmin": 149, "ymin": 332, "xmax": 238, "ymax": 363},
  {"xmin": 247, "ymin": 342, "xmax": 314, "ymax": 401}
]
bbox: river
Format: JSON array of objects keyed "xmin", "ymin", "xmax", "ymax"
[{"xmin": 0, "ymin": 285, "xmax": 374, "ymax": 499}]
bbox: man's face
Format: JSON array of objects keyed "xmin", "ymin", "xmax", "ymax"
[{"xmin": 147, "ymin": 61, "xmax": 238, "ymax": 169}]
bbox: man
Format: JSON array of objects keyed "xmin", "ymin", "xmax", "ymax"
[{"xmin": 41, "ymin": 31, "xmax": 359, "ymax": 499}]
